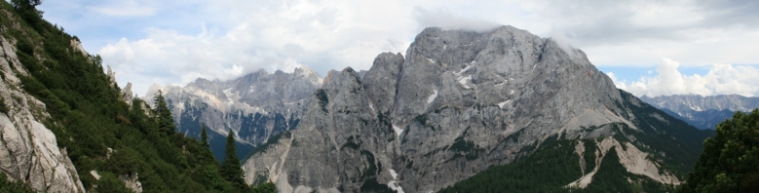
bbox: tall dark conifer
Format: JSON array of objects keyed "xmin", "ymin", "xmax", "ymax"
[
  {"xmin": 199, "ymin": 124, "xmax": 215, "ymax": 163},
  {"xmin": 221, "ymin": 130, "xmax": 247, "ymax": 192},
  {"xmin": 153, "ymin": 90, "xmax": 176, "ymax": 135}
]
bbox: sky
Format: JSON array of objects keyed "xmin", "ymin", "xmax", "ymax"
[{"xmin": 33, "ymin": 0, "xmax": 759, "ymax": 97}]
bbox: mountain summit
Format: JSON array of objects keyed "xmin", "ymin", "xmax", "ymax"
[{"xmin": 242, "ymin": 26, "xmax": 712, "ymax": 192}]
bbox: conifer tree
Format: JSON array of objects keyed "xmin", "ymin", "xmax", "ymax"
[
  {"xmin": 153, "ymin": 90, "xmax": 176, "ymax": 135},
  {"xmin": 199, "ymin": 124, "xmax": 215, "ymax": 163},
  {"xmin": 221, "ymin": 130, "xmax": 248, "ymax": 192},
  {"xmin": 678, "ymin": 109, "xmax": 759, "ymax": 193}
]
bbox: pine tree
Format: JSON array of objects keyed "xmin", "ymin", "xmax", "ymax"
[
  {"xmin": 153, "ymin": 90, "xmax": 176, "ymax": 136},
  {"xmin": 678, "ymin": 109, "xmax": 759, "ymax": 193},
  {"xmin": 221, "ymin": 130, "xmax": 248, "ymax": 192},
  {"xmin": 199, "ymin": 124, "xmax": 215, "ymax": 163}
]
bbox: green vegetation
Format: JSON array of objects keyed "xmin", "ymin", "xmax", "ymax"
[
  {"xmin": 439, "ymin": 140, "xmax": 584, "ymax": 193},
  {"xmin": 0, "ymin": 174, "xmax": 35, "ymax": 193},
  {"xmin": 222, "ymin": 131, "xmax": 249, "ymax": 192},
  {"xmin": 677, "ymin": 109, "xmax": 759, "ymax": 193},
  {"xmin": 581, "ymin": 148, "xmax": 675, "ymax": 193},
  {"xmin": 153, "ymin": 90, "xmax": 177, "ymax": 136},
  {"xmin": 0, "ymin": 1, "xmax": 276, "ymax": 192},
  {"xmin": 440, "ymin": 139, "xmax": 675, "ymax": 193},
  {"xmin": 0, "ymin": 97, "xmax": 8, "ymax": 114},
  {"xmin": 94, "ymin": 171, "xmax": 133, "ymax": 193}
]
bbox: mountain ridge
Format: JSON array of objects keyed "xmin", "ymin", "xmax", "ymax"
[
  {"xmin": 641, "ymin": 94, "xmax": 759, "ymax": 129},
  {"xmin": 241, "ymin": 25, "xmax": 712, "ymax": 192}
]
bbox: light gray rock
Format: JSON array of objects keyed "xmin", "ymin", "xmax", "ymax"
[
  {"xmin": 244, "ymin": 68, "xmax": 397, "ymax": 192},
  {"xmin": 0, "ymin": 37, "xmax": 86, "ymax": 193},
  {"xmin": 119, "ymin": 172, "xmax": 143, "ymax": 193},
  {"xmin": 107, "ymin": 65, "xmax": 117, "ymax": 87},
  {"xmin": 121, "ymin": 82, "xmax": 133, "ymax": 106}
]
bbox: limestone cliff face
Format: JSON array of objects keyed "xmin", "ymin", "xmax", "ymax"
[
  {"xmin": 243, "ymin": 26, "xmax": 688, "ymax": 192},
  {"xmin": 0, "ymin": 37, "xmax": 86, "ymax": 192},
  {"xmin": 243, "ymin": 68, "xmax": 398, "ymax": 193}
]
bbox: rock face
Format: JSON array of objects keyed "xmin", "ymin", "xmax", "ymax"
[
  {"xmin": 242, "ymin": 26, "xmax": 694, "ymax": 192},
  {"xmin": 151, "ymin": 67, "xmax": 322, "ymax": 159},
  {"xmin": 640, "ymin": 94, "xmax": 759, "ymax": 129},
  {"xmin": 0, "ymin": 37, "xmax": 86, "ymax": 192}
]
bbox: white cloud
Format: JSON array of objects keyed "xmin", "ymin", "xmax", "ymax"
[
  {"xmin": 88, "ymin": 0, "xmax": 156, "ymax": 17},
  {"xmin": 34, "ymin": 0, "xmax": 753, "ymax": 96},
  {"xmin": 610, "ymin": 58, "xmax": 759, "ymax": 97},
  {"xmin": 99, "ymin": 0, "xmax": 419, "ymax": 95},
  {"xmin": 414, "ymin": 7, "xmax": 500, "ymax": 32}
]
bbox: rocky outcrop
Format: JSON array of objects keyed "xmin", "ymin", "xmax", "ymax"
[
  {"xmin": 107, "ymin": 65, "xmax": 117, "ymax": 87},
  {"xmin": 121, "ymin": 82, "xmax": 133, "ymax": 106},
  {"xmin": 0, "ymin": 37, "xmax": 86, "ymax": 192},
  {"xmin": 69, "ymin": 38, "xmax": 87, "ymax": 56},
  {"xmin": 119, "ymin": 172, "xmax": 143, "ymax": 193}
]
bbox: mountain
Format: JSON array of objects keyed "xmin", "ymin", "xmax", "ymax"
[
  {"xmin": 641, "ymin": 95, "xmax": 759, "ymax": 129},
  {"xmin": 241, "ymin": 26, "xmax": 713, "ymax": 192},
  {"xmin": 150, "ymin": 68, "xmax": 322, "ymax": 161}
]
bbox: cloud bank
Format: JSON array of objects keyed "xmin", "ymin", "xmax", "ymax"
[
  {"xmin": 36, "ymin": 0, "xmax": 759, "ymax": 97},
  {"xmin": 608, "ymin": 58, "xmax": 759, "ymax": 97}
]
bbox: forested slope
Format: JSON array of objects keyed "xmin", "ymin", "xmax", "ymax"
[{"xmin": 0, "ymin": 1, "xmax": 273, "ymax": 192}]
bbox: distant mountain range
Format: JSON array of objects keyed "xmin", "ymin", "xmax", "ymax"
[
  {"xmin": 148, "ymin": 68, "xmax": 322, "ymax": 161},
  {"xmin": 640, "ymin": 95, "xmax": 759, "ymax": 129}
]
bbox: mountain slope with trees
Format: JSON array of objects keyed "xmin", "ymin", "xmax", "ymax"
[{"xmin": 0, "ymin": 1, "xmax": 273, "ymax": 192}]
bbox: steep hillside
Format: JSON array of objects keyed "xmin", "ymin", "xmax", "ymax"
[
  {"xmin": 242, "ymin": 26, "xmax": 713, "ymax": 192},
  {"xmin": 0, "ymin": 1, "xmax": 268, "ymax": 192},
  {"xmin": 151, "ymin": 68, "xmax": 321, "ymax": 161}
]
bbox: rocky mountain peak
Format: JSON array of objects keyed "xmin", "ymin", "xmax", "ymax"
[{"xmin": 241, "ymin": 25, "xmax": 680, "ymax": 193}]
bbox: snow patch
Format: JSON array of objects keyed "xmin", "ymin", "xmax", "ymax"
[
  {"xmin": 392, "ymin": 125, "xmax": 404, "ymax": 136},
  {"xmin": 223, "ymin": 88, "xmax": 235, "ymax": 105},
  {"xmin": 386, "ymin": 169, "xmax": 405, "ymax": 193},
  {"xmin": 690, "ymin": 106, "xmax": 703, "ymax": 112},
  {"xmin": 510, "ymin": 90, "xmax": 515, "ymax": 95},
  {"xmin": 498, "ymin": 100, "xmax": 512, "ymax": 108},
  {"xmin": 457, "ymin": 75, "xmax": 472, "ymax": 89},
  {"xmin": 427, "ymin": 58, "xmax": 435, "ymax": 64},
  {"xmin": 427, "ymin": 90, "xmax": 438, "ymax": 104},
  {"xmin": 455, "ymin": 65, "xmax": 473, "ymax": 75}
]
